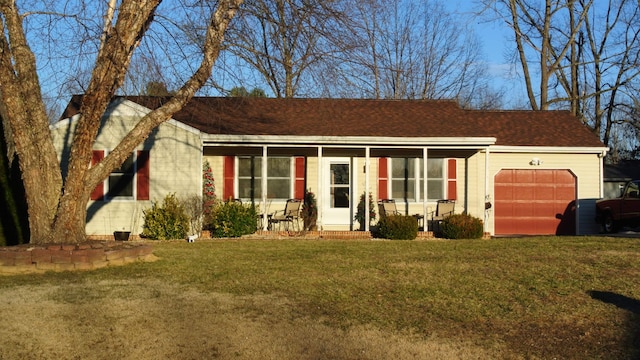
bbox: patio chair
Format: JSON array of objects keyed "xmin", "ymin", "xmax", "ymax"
[
  {"xmin": 268, "ymin": 199, "xmax": 302, "ymax": 231},
  {"xmin": 429, "ymin": 200, "xmax": 455, "ymax": 231},
  {"xmin": 377, "ymin": 199, "xmax": 401, "ymax": 218},
  {"xmin": 378, "ymin": 199, "xmax": 424, "ymax": 229}
]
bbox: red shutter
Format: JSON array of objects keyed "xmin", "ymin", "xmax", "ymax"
[
  {"xmin": 447, "ymin": 158, "xmax": 457, "ymax": 200},
  {"xmin": 223, "ymin": 156, "xmax": 235, "ymax": 200},
  {"xmin": 378, "ymin": 157, "xmax": 388, "ymax": 199},
  {"xmin": 136, "ymin": 150, "xmax": 150, "ymax": 200},
  {"xmin": 294, "ymin": 157, "xmax": 305, "ymax": 199},
  {"xmin": 90, "ymin": 150, "xmax": 104, "ymax": 201}
]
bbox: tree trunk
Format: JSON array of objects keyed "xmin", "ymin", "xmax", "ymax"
[{"xmin": 1, "ymin": 0, "xmax": 243, "ymax": 244}]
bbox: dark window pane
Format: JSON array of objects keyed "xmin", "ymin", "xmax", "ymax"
[
  {"xmin": 268, "ymin": 158, "xmax": 290, "ymax": 177},
  {"xmin": 427, "ymin": 179, "xmax": 444, "ymax": 200},
  {"xmin": 238, "ymin": 157, "xmax": 260, "ymax": 177},
  {"xmin": 331, "ymin": 164, "xmax": 349, "ymax": 185},
  {"xmin": 427, "ymin": 159, "xmax": 443, "ymax": 178},
  {"xmin": 238, "ymin": 179, "xmax": 261, "ymax": 199},
  {"xmin": 108, "ymin": 174, "xmax": 134, "ymax": 197},
  {"xmin": 268, "ymin": 179, "xmax": 290, "ymax": 199},
  {"xmin": 108, "ymin": 154, "xmax": 134, "ymax": 198},
  {"xmin": 332, "ymin": 187, "xmax": 350, "ymax": 208}
]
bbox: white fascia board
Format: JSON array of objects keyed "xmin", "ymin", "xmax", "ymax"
[
  {"xmin": 489, "ymin": 145, "xmax": 609, "ymax": 155},
  {"xmin": 202, "ymin": 134, "xmax": 496, "ymax": 148}
]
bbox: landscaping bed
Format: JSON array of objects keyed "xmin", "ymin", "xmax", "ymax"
[{"xmin": 0, "ymin": 241, "xmax": 156, "ymax": 274}]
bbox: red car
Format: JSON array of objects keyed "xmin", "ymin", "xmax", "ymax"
[{"xmin": 596, "ymin": 180, "xmax": 640, "ymax": 233}]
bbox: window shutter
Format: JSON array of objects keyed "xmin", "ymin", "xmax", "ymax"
[
  {"xmin": 223, "ymin": 156, "xmax": 235, "ymax": 200},
  {"xmin": 136, "ymin": 150, "xmax": 150, "ymax": 200},
  {"xmin": 294, "ymin": 157, "xmax": 305, "ymax": 199},
  {"xmin": 378, "ymin": 157, "xmax": 388, "ymax": 199},
  {"xmin": 447, "ymin": 158, "xmax": 457, "ymax": 200},
  {"xmin": 90, "ymin": 150, "xmax": 105, "ymax": 201}
]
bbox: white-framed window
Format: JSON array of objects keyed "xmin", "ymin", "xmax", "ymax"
[
  {"xmin": 107, "ymin": 153, "xmax": 135, "ymax": 199},
  {"xmin": 390, "ymin": 157, "xmax": 444, "ymax": 201},
  {"xmin": 91, "ymin": 150, "xmax": 149, "ymax": 201},
  {"xmin": 238, "ymin": 156, "xmax": 291, "ymax": 200}
]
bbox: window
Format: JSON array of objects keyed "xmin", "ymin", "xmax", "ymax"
[
  {"xmin": 238, "ymin": 156, "xmax": 291, "ymax": 200},
  {"xmin": 91, "ymin": 150, "xmax": 150, "ymax": 201},
  {"xmin": 426, "ymin": 158, "xmax": 444, "ymax": 200},
  {"xmin": 390, "ymin": 158, "xmax": 444, "ymax": 201},
  {"xmin": 107, "ymin": 154, "xmax": 135, "ymax": 199}
]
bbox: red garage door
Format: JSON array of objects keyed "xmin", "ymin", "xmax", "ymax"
[{"xmin": 494, "ymin": 169, "xmax": 576, "ymax": 235}]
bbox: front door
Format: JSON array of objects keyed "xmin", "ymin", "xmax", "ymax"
[{"xmin": 323, "ymin": 158, "xmax": 352, "ymax": 227}]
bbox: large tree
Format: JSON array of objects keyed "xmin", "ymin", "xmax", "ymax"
[
  {"xmin": 0, "ymin": 0, "xmax": 244, "ymax": 244},
  {"xmin": 333, "ymin": 0, "xmax": 497, "ymax": 107},
  {"xmin": 222, "ymin": 0, "xmax": 346, "ymax": 98},
  {"xmin": 482, "ymin": 0, "xmax": 640, "ymax": 155}
]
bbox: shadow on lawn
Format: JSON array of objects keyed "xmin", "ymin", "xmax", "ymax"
[{"xmin": 588, "ymin": 290, "xmax": 640, "ymax": 358}]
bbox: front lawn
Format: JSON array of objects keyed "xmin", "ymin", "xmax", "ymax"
[{"xmin": 0, "ymin": 236, "xmax": 638, "ymax": 359}]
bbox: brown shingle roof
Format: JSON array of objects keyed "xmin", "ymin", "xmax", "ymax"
[{"xmin": 61, "ymin": 96, "xmax": 605, "ymax": 148}]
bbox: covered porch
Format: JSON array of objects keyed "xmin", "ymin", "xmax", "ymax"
[{"xmin": 204, "ymin": 134, "xmax": 496, "ymax": 235}]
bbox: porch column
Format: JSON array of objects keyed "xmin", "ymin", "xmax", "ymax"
[
  {"xmin": 262, "ymin": 146, "xmax": 268, "ymax": 231},
  {"xmin": 317, "ymin": 146, "xmax": 323, "ymax": 230},
  {"xmin": 365, "ymin": 147, "xmax": 370, "ymax": 232},
  {"xmin": 484, "ymin": 147, "xmax": 490, "ymax": 234},
  {"xmin": 423, "ymin": 147, "xmax": 428, "ymax": 230}
]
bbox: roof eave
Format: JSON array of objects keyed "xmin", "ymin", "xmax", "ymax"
[
  {"xmin": 489, "ymin": 145, "xmax": 609, "ymax": 155},
  {"xmin": 202, "ymin": 134, "xmax": 497, "ymax": 148}
]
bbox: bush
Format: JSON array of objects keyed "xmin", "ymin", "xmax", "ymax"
[
  {"xmin": 208, "ymin": 200, "xmax": 257, "ymax": 237},
  {"xmin": 354, "ymin": 192, "xmax": 376, "ymax": 229},
  {"xmin": 142, "ymin": 194, "xmax": 190, "ymax": 240},
  {"xmin": 440, "ymin": 213, "xmax": 484, "ymax": 239},
  {"xmin": 376, "ymin": 215, "xmax": 418, "ymax": 240}
]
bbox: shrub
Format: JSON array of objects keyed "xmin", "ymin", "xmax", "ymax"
[
  {"xmin": 208, "ymin": 200, "xmax": 257, "ymax": 237},
  {"xmin": 142, "ymin": 194, "xmax": 190, "ymax": 240},
  {"xmin": 301, "ymin": 189, "xmax": 317, "ymax": 231},
  {"xmin": 376, "ymin": 215, "xmax": 418, "ymax": 240},
  {"xmin": 354, "ymin": 192, "xmax": 376, "ymax": 229},
  {"xmin": 202, "ymin": 160, "xmax": 216, "ymax": 229},
  {"xmin": 182, "ymin": 194, "xmax": 204, "ymax": 236},
  {"xmin": 440, "ymin": 213, "xmax": 484, "ymax": 239}
]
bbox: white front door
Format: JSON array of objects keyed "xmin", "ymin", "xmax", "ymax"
[{"xmin": 322, "ymin": 158, "xmax": 352, "ymax": 226}]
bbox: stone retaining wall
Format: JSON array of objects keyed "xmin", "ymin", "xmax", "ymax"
[{"xmin": 0, "ymin": 241, "xmax": 155, "ymax": 274}]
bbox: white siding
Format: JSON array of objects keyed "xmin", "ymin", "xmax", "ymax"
[{"xmin": 51, "ymin": 102, "xmax": 202, "ymax": 236}]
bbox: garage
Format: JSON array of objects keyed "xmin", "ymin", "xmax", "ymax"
[{"xmin": 494, "ymin": 169, "xmax": 577, "ymax": 235}]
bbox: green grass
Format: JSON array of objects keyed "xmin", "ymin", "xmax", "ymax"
[{"xmin": 2, "ymin": 236, "xmax": 640, "ymax": 359}]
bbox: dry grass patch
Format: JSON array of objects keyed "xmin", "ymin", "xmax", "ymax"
[{"xmin": 0, "ymin": 278, "xmax": 495, "ymax": 359}]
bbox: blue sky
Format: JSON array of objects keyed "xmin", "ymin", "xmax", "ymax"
[{"xmin": 445, "ymin": 0, "xmax": 528, "ymax": 108}]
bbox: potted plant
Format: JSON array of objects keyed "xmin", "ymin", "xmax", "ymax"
[
  {"xmin": 301, "ymin": 189, "xmax": 318, "ymax": 231},
  {"xmin": 354, "ymin": 192, "xmax": 376, "ymax": 230},
  {"xmin": 113, "ymin": 204, "xmax": 140, "ymax": 241},
  {"xmin": 113, "ymin": 229, "xmax": 131, "ymax": 241}
]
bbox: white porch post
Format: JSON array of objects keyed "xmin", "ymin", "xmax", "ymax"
[
  {"xmin": 423, "ymin": 147, "xmax": 428, "ymax": 230},
  {"xmin": 365, "ymin": 147, "xmax": 370, "ymax": 232},
  {"xmin": 317, "ymin": 146, "xmax": 323, "ymax": 230},
  {"xmin": 262, "ymin": 146, "xmax": 268, "ymax": 231},
  {"xmin": 484, "ymin": 147, "xmax": 490, "ymax": 234}
]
